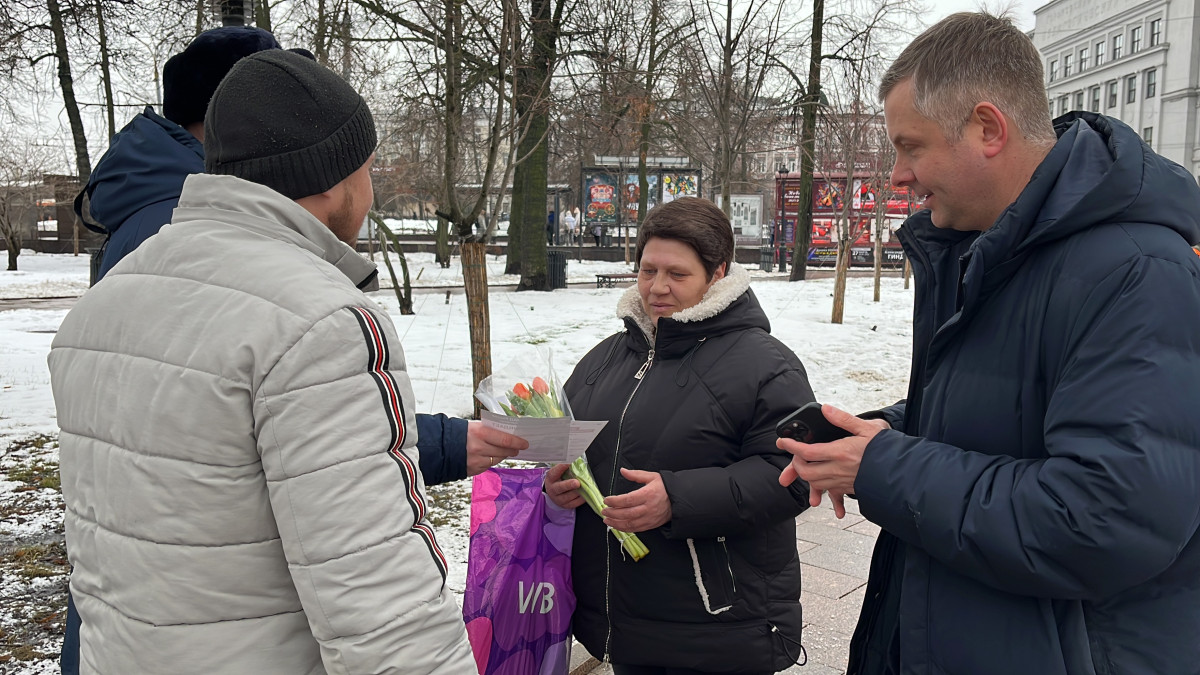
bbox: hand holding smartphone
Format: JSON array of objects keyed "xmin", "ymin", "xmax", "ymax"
[{"xmin": 776, "ymin": 402, "xmax": 852, "ymax": 444}]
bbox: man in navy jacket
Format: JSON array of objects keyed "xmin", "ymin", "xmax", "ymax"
[{"xmin": 780, "ymin": 12, "xmax": 1200, "ymax": 675}]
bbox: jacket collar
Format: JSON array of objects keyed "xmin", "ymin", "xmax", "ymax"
[
  {"xmin": 616, "ymin": 262, "xmax": 753, "ymax": 342},
  {"xmin": 174, "ymin": 173, "xmax": 379, "ymax": 291}
]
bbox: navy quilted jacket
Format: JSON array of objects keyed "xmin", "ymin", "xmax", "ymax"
[{"xmin": 848, "ymin": 113, "xmax": 1200, "ymax": 675}]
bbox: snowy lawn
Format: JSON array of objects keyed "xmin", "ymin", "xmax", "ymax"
[{"xmin": 0, "ymin": 252, "xmax": 912, "ymax": 672}]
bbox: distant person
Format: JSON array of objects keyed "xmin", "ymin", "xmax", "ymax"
[
  {"xmin": 592, "ymin": 221, "xmax": 602, "ymax": 247},
  {"xmin": 779, "ymin": 13, "xmax": 1200, "ymax": 675},
  {"xmin": 50, "ymin": 50, "xmax": 524, "ymax": 674},
  {"xmin": 545, "ymin": 198, "xmax": 814, "ymax": 674},
  {"xmin": 563, "ymin": 208, "xmax": 578, "ymax": 245},
  {"xmin": 547, "ymin": 210, "xmax": 556, "ymax": 245}
]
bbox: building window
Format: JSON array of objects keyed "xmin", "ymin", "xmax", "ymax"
[
  {"xmin": 1113, "ymin": 33, "xmax": 1124, "ymax": 59},
  {"xmin": 1150, "ymin": 18, "xmax": 1162, "ymax": 46},
  {"xmin": 1095, "ymin": 40, "xmax": 1106, "ymax": 65},
  {"xmin": 1049, "ymin": 99, "xmax": 1055, "ymax": 116},
  {"xmin": 1126, "ymin": 75, "xmax": 1137, "ymax": 103},
  {"xmin": 1063, "ymin": 53, "xmax": 1073, "ymax": 77},
  {"xmin": 1107, "ymin": 81, "xmax": 1119, "ymax": 108},
  {"xmin": 1059, "ymin": 96, "xmax": 1069, "ymax": 115},
  {"xmin": 1143, "ymin": 126, "xmax": 1153, "ymax": 145},
  {"xmin": 1074, "ymin": 91, "xmax": 1085, "ymax": 110},
  {"xmin": 1145, "ymin": 68, "xmax": 1157, "ymax": 97},
  {"xmin": 1131, "ymin": 26, "xmax": 1143, "ymax": 53},
  {"xmin": 1050, "ymin": 59, "xmax": 1058, "ymax": 81},
  {"xmin": 1090, "ymin": 86, "xmax": 1101, "ymax": 112},
  {"xmin": 1079, "ymin": 46, "xmax": 1089, "ymax": 71}
]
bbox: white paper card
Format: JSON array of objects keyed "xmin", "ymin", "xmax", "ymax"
[{"xmin": 479, "ymin": 411, "xmax": 608, "ymax": 464}]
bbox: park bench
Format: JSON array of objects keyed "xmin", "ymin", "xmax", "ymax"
[{"xmin": 595, "ymin": 272, "xmax": 638, "ymax": 288}]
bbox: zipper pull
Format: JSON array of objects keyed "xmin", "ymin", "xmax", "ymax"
[{"xmin": 634, "ymin": 349, "xmax": 655, "ymax": 380}]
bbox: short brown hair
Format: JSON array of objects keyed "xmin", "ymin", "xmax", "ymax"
[
  {"xmin": 635, "ymin": 197, "xmax": 734, "ymax": 280},
  {"xmin": 878, "ymin": 12, "xmax": 1056, "ymax": 146}
]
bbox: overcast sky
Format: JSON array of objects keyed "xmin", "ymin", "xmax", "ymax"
[{"xmin": 923, "ymin": 0, "xmax": 1041, "ymax": 31}]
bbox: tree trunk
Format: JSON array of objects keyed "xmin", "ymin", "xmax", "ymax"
[
  {"xmin": 717, "ymin": 0, "xmax": 734, "ymax": 217},
  {"xmin": 313, "ymin": 0, "xmax": 329, "ymax": 63},
  {"xmin": 255, "ymin": 0, "xmax": 272, "ymax": 31},
  {"xmin": 831, "ymin": 240, "xmax": 848, "ymax": 323},
  {"xmin": 789, "ymin": 0, "xmax": 823, "ymax": 281},
  {"xmin": 435, "ymin": 217, "xmax": 451, "ymax": 267},
  {"xmin": 461, "ymin": 242, "xmax": 492, "ymax": 417},
  {"xmin": 196, "ymin": 0, "xmax": 206, "ymax": 35},
  {"xmin": 634, "ymin": 0, "xmax": 662, "ymax": 270},
  {"xmin": 7, "ymin": 245, "xmax": 18, "ymax": 271},
  {"xmin": 96, "ymin": 0, "xmax": 115, "ymax": 140},
  {"xmin": 903, "ymin": 257, "xmax": 911, "ymax": 289},
  {"xmin": 340, "ymin": 8, "xmax": 352, "ymax": 79},
  {"xmin": 511, "ymin": 108, "xmax": 549, "ymax": 289},
  {"xmin": 48, "ymin": 0, "xmax": 90, "ymax": 181},
  {"xmin": 873, "ymin": 216, "xmax": 883, "ymax": 302},
  {"xmin": 372, "ymin": 213, "xmax": 414, "ymax": 315},
  {"xmin": 510, "ymin": 0, "xmax": 556, "ymax": 291}
]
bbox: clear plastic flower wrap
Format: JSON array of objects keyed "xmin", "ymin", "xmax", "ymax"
[{"xmin": 475, "ymin": 348, "xmax": 648, "ymax": 561}]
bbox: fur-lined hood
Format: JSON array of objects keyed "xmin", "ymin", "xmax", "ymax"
[{"xmin": 616, "ymin": 262, "xmax": 754, "ymax": 341}]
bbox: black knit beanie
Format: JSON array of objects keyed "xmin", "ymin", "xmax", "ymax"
[
  {"xmin": 162, "ymin": 26, "xmax": 281, "ymax": 127},
  {"xmin": 203, "ymin": 50, "xmax": 376, "ymax": 200}
]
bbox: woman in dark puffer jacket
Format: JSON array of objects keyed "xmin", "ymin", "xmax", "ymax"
[{"xmin": 546, "ymin": 198, "xmax": 816, "ymax": 674}]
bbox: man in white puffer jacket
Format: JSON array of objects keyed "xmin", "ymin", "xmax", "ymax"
[{"xmin": 48, "ymin": 50, "xmax": 477, "ymax": 674}]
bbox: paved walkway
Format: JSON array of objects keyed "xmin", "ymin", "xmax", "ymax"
[{"xmin": 577, "ymin": 497, "xmax": 878, "ymax": 675}]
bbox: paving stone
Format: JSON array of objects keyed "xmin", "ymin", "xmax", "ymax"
[
  {"xmin": 779, "ymin": 660, "xmax": 843, "ymax": 675},
  {"xmin": 795, "ymin": 521, "xmax": 878, "ymax": 558},
  {"xmin": 799, "ymin": 543, "xmax": 872, "ymax": 580},
  {"xmin": 798, "ymin": 505, "xmax": 865, "ymax": 530},
  {"xmin": 802, "ymin": 563, "xmax": 866, "ymax": 600},
  {"xmin": 846, "ymin": 519, "xmax": 881, "ymax": 538},
  {"xmin": 802, "ymin": 589, "xmax": 865, "ymax": 637},
  {"xmin": 796, "ymin": 622, "xmax": 852, "ymax": 673}
]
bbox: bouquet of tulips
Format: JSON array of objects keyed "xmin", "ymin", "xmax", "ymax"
[{"xmin": 476, "ymin": 350, "xmax": 649, "ymax": 561}]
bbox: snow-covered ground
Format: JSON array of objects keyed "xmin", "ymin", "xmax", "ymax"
[{"xmin": 0, "ymin": 252, "xmax": 914, "ymax": 672}]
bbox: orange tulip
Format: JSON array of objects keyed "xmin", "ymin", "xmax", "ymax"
[
  {"xmin": 532, "ymin": 377, "xmax": 550, "ymax": 396},
  {"xmin": 513, "ymin": 382, "xmax": 532, "ymax": 400}
]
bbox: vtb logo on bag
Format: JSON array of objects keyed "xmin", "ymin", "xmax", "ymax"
[{"xmin": 517, "ymin": 581, "xmax": 556, "ymax": 614}]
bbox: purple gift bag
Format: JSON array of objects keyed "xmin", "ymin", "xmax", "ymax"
[{"xmin": 464, "ymin": 467, "xmax": 576, "ymax": 675}]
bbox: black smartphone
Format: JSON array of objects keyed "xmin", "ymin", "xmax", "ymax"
[{"xmin": 776, "ymin": 402, "xmax": 852, "ymax": 443}]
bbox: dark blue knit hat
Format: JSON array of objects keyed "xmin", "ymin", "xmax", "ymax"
[{"xmin": 162, "ymin": 26, "xmax": 281, "ymax": 127}]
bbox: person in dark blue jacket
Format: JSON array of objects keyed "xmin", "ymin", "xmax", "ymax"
[
  {"xmin": 77, "ymin": 26, "xmax": 281, "ymax": 282},
  {"xmin": 779, "ymin": 12, "xmax": 1200, "ymax": 675}
]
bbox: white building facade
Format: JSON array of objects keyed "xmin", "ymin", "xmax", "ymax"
[{"xmin": 1034, "ymin": 0, "xmax": 1200, "ymax": 182}]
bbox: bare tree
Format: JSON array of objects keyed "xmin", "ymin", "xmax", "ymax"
[
  {"xmin": 355, "ymin": 0, "xmax": 528, "ymax": 400},
  {"xmin": 867, "ymin": 125, "xmax": 897, "ymax": 302},
  {"xmin": 0, "ymin": 141, "xmax": 54, "ymax": 271},
  {"xmin": 553, "ymin": 0, "xmax": 691, "ymax": 264},
  {"xmin": 815, "ymin": 0, "xmax": 913, "ymax": 322},
  {"xmin": 674, "ymin": 0, "xmax": 792, "ymax": 217}
]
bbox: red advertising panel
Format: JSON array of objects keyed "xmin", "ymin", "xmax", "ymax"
[
  {"xmin": 773, "ymin": 173, "xmax": 920, "ymax": 266},
  {"xmin": 583, "ymin": 173, "xmax": 618, "ymax": 224}
]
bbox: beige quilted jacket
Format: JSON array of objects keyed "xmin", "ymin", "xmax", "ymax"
[{"xmin": 49, "ymin": 174, "xmax": 475, "ymax": 674}]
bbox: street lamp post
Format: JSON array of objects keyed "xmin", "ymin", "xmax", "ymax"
[{"xmin": 775, "ymin": 166, "xmax": 790, "ymax": 270}]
